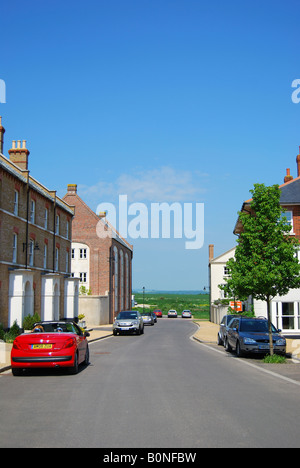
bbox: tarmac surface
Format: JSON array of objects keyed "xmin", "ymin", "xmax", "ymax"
[{"xmin": 1, "ymin": 318, "xmax": 300, "ymax": 373}]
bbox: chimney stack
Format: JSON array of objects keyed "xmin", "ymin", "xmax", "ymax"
[
  {"xmin": 8, "ymin": 139, "xmax": 30, "ymax": 170},
  {"xmin": 297, "ymin": 147, "xmax": 300, "ymax": 178},
  {"xmin": 0, "ymin": 116, "xmax": 5, "ymax": 154},
  {"xmin": 284, "ymin": 168, "xmax": 293, "ymax": 183},
  {"xmin": 67, "ymin": 184, "xmax": 77, "ymax": 194},
  {"xmin": 209, "ymin": 244, "xmax": 214, "ymax": 263}
]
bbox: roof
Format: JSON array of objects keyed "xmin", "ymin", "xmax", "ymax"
[
  {"xmin": 210, "ymin": 246, "xmax": 236, "ymax": 264},
  {"xmin": 63, "ymin": 190, "xmax": 133, "ymax": 251},
  {"xmin": 234, "ymin": 176, "xmax": 300, "ymax": 234},
  {"xmin": 0, "ymin": 152, "xmax": 74, "ymax": 216}
]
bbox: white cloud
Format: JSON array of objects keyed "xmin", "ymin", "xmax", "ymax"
[{"xmin": 79, "ymin": 165, "xmax": 207, "ymax": 205}]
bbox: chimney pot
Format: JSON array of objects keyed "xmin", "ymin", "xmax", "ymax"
[
  {"xmin": 8, "ymin": 139, "xmax": 30, "ymax": 170},
  {"xmin": 284, "ymin": 168, "xmax": 293, "ymax": 183},
  {"xmin": 209, "ymin": 244, "xmax": 214, "ymax": 263},
  {"xmin": 0, "ymin": 116, "xmax": 5, "ymax": 154},
  {"xmin": 297, "ymin": 148, "xmax": 300, "ymax": 177}
]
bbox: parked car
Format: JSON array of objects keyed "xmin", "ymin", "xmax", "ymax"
[
  {"xmin": 217, "ymin": 314, "xmax": 237, "ymax": 346},
  {"xmin": 141, "ymin": 311, "xmax": 155, "ymax": 326},
  {"xmin": 153, "ymin": 309, "xmax": 163, "ymax": 318},
  {"xmin": 168, "ymin": 309, "xmax": 178, "ymax": 318},
  {"xmin": 182, "ymin": 310, "xmax": 192, "ymax": 318},
  {"xmin": 151, "ymin": 311, "xmax": 157, "ymax": 323},
  {"xmin": 113, "ymin": 311, "xmax": 144, "ymax": 335},
  {"xmin": 11, "ymin": 320, "xmax": 90, "ymax": 376},
  {"xmin": 224, "ymin": 317, "xmax": 286, "ymax": 357}
]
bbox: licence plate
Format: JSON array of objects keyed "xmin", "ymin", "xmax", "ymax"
[
  {"xmin": 120, "ymin": 327, "xmax": 130, "ymax": 331},
  {"xmin": 258, "ymin": 344, "xmax": 269, "ymax": 350},
  {"xmin": 31, "ymin": 344, "xmax": 53, "ymax": 349}
]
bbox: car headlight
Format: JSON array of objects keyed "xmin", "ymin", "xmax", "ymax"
[
  {"xmin": 243, "ymin": 337, "xmax": 257, "ymax": 345},
  {"xmin": 276, "ymin": 339, "xmax": 286, "ymax": 346}
]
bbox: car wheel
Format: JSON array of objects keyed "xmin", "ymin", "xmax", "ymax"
[
  {"xmin": 140, "ymin": 326, "xmax": 144, "ymax": 334},
  {"xmin": 225, "ymin": 338, "xmax": 232, "ymax": 353},
  {"xmin": 84, "ymin": 345, "xmax": 90, "ymax": 365},
  {"xmin": 69, "ymin": 352, "xmax": 79, "ymax": 375},
  {"xmin": 217, "ymin": 334, "xmax": 223, "ymax": 346},
  {"xmin": 236, "ymin": 341, "xmax": 243, "ymax": 358},
  {"xmin": 136, "ymin": 327, "xmax": 141, "ymax": 335},
  {"xmin": 12, "ymin": 368, "xmax": 23, "ymax": 376},
  {"xmin": 113, "ymin": 330, "xmax": 118, "ymax": 336}
]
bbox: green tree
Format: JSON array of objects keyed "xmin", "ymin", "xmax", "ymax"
[{"xmin": 221, "ymin": 184, "xmax": 300, "ymax": 355}]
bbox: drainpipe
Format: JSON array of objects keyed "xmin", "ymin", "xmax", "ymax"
[
  {"xmin": 25, "ymin": 171, "xmax": 30, "ymax": 269},
  {"xmin": 53, "ymin": 195, "xmax": 56, "ymax": 273}
]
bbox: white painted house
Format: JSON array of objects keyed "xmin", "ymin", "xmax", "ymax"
[{"xmin": 209, "ymin": 244, "xmax": 300, "ymax": 334}]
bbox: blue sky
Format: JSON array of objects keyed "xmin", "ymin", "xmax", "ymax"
[{"xmin": 1, "ymin": 0, "xmax": 300, "ymax": 290}]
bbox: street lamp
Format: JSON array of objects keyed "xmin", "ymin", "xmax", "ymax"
[{"xmin": 143, "ymin": 287, "xmax": 145, "ymax": 315}]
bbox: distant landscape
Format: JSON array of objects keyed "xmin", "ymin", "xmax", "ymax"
[
  {"xmin": 133, "ymin": 290, "xmax": 208, "ymax": 295},
  {"xmin": 133, "ymin": 291, "xmax": 210, "ymax": 320}
]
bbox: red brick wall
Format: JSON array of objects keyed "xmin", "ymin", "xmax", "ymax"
[
  {"xmin": 281, "ymin": 204, "xmax": 300, "ymax": 241},
  {"xmin": 63, "ymin": 190, "xmax": 133, "ymax": 322},
  {"xmin": 0, "ymin": 167, "xmax": 73, "ymax": 325}
]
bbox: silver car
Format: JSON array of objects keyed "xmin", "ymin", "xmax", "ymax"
[
  {"xmin": 141, "ymin": 312, "xmax": 155, "ymax": 326},
  {"xmin": 182, "ymin": 310, "xmax": 192, "ymax": 318},
  {"xmin": 168, "ymin": 309, "xmax": 178, "ymax": 318},
  {"xmin": 217, "ymin": 314, "xmax": 237, "ymax": 346},
  {"xmin": 113, "ymin": 311, "xmax": 144, "ymax": 335}
]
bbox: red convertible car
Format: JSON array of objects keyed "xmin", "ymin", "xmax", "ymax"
[
  {"xmin": 11, "ymin": 320, "xmax": 90, "ymax": 376},
  {"xmin": 153, "ymin": 309, "xmax": 163, "ymax": 318}
]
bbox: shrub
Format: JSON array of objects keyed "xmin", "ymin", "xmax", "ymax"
[
  {"xmin": 22, "ymin": 313, "xmax": 41, "ymax": 330},
  {"xmin": 0, "ymin": 323, "xmax": 5, "ymax": 341},
  {"xmin": 263, "ymin": 354, "xmax": 287, "ymax": 364},
  {"xmin": 4, "ymin": 320, "xmax": 21, "ymax": 343}
]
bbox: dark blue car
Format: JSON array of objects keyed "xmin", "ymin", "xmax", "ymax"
[{"xmin": 224, "ymin": 317, "xmax": 286, "ymax": 357}]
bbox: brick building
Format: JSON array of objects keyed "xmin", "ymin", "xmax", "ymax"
[
  {"xmin": 63, "ymin": 184, "xmax": 133, "ymax": 323},
  {"xmin": 0, "ymin": 117, "xmax": 79, "ymax": 327},
  {"xmin": 234, "ymin": 154, "xmax": 300, "ymax": 240}
]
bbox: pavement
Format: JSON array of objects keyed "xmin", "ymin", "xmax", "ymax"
[{"xmin": 1, "ymin": 319, "xmax": 300, "ymax": 373}]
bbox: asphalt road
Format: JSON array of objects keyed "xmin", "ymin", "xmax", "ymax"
[{"xmin": 1, "ymin": 318, "xmax": 300, "ymax": 448}]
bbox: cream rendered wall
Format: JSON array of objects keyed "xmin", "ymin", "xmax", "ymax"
[
  {"xmin": 71, "ymin": 242, "xmax": 90, "ymax": 290},
  {"xmin": 210, "ymin": 247, "xmax": 236, "ymax": 304}
]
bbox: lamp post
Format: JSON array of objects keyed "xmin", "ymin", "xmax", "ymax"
[{"xmin": 143, "ymin": 286, "xmax": 145, "ymax": 315}]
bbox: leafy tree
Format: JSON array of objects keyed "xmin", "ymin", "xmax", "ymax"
[{"xmin": 221, "ymin": 184, "xmax": 300, "ymax": 355}]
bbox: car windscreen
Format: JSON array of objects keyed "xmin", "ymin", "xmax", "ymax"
[
  {"xmin": 117, "ymin": 312, "xmax": 138, "ymax": 319},
  {"xmin": 240, "ymin": 320, "xmax": 277, "ymax": 333},
  {"xmin": 35, "ymin": 322, "xmax": 78, "ymax": 333}
]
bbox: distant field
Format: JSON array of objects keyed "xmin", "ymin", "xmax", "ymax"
[{"xmin": 133, "ymin": 292, "xmax": 210, "ymax": 320}]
